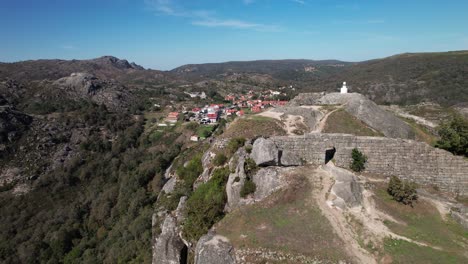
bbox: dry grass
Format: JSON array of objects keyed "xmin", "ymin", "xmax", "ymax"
[
  {"xmin": 221, "ymin": 116, "xmax": 286, "ymax": 139},
  {"xmin": 401, "ymin": 117, "xmax": 438, "ymax": 145},
  {"xmin": 322, "ymin": 109, "xmax": 384, "ymax": 136},
  {"xmin": 372, "ymin": 183, "xmax": 468, "ymax": 263},
  {"xmin": 216, "ymin": 172, "xmax": 351, "ymax": 263}
]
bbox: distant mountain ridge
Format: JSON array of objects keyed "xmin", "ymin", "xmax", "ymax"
[
  {"xmin": 171, "ymin": 50, "xmax": 468, "ymax": 106},
  {"xmin": 171, "ymin": 59, "xmax": 352, "ymax": 77},
  {"xmin": 1, "ymin": 50, "xmax": 467, "ymax": 106},
  {"xmin": 0, "ymin": 56, "xmax": 145, "ymax": 81}
]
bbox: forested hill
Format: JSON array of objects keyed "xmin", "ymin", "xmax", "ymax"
[
  {"xmin": 171, "ymin": 51, "xmax": 468, "ymax": 106},
  {"xmin": 171, "ymin": 59, "xmax": 352, "ymax": 78}
]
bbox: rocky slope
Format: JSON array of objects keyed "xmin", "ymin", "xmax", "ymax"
[{"xmin": 290, "ymin": 92, "xmax": 415, "ymax": 139}]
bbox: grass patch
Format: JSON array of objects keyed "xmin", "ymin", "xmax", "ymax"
[
  {"xmin": 373, "ymin": 184, "xmax": 468, "ymax": 261},
  {"xmin": 323, "ymin": 109, "xmax": 383, "ymax": 136},
  {"xmin": 197, "ymin": 125, "xmax": 216, "ymax": 138},
  {"xmin": 402, "ymin": 117, "xmax": 438, "ymax": 145},
  {"xmin": 183, "ymin": 167, "xmax": 230, "ymax": 242},
  {"xmin": 216, "ymin": 172, "xmax": 350, "ymax": 262},
  {"xmin": 221, "ymin": 117, "xmax": 286, "ymax": 139},
  {"xmin": 384, "ymin": 238, "xmax": 466, "ymax": 264}
]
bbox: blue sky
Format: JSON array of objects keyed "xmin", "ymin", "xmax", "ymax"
[{"xmin": 1, "ymin": 0, "xmax": 467, "ymax": 70}]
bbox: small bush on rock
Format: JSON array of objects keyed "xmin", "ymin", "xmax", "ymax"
[
  {"xmin": 350, "ymin": 148, "xmax": 367, "ymax": 172},
  {"xmin": 240, "ymin": 178, "xmax": 256, "ymax": 198},
  {"xmin": 244, "ymin": 158, "xmax": 258, "ymax": 177},
  {"xmin": 387, "ymin": 176, "xmax": 418, "ymax": 206},
  {"xmin": 226, "ymin": 137, "xmax": 246, "ymax": 155},
  {"xmin": 213, "ymin": 153, "xmax": 228, "ymax": 166},
  {"xmin": 245, "ymin": 145, "xmax": 253, "ymax": 153}
]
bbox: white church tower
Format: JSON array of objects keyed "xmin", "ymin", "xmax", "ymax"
[{"xmin": 340, "ymin": 82, "xmax": 348, "ymax": 94}]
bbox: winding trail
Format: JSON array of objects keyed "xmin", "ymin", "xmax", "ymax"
[
  {"xmin": 311, "ymin": 106, "xmax": 342, "ymax": 133},
  {"xmin": 308, "ymin": 165, "xmax": 377, "ymax": 264},
  {"xmin": 305, "ymin": 163, "xmax": 444, "ymax": 263}
]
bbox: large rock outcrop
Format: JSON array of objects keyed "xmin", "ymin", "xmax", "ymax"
[
  {"xmin": 251, "ymin": 138, "xmax": 278, "ymax": 166},
  {"xmin": 252, "ymin": 167, "xmax": 289, "ymax": 201},
  {"xmin": 225, "ymin": 148, "xmax": 248, "ymax": 211},
  {"xmin": 152, "ymin": 197, "xmax": 188, "ymax": 264},
  {"xmin": 0, "ymin": 105, "xmax": 32, "ymax": 146},
  {"xmin": 289, "ymin": 92, "xmax": 415, "ymax": 139},
  {"xmin": 194, "ymin": 233, "xmax": 236, "ymax": 264},
  {"xmin": 323, "ymin": 163, "xmax": 362, "ymax": 209},
  {"xmin": 53, "ymin": 73, "xmax": 133, "ymax": 110}
]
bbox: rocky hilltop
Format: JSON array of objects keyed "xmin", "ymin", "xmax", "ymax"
[{"xmin": 152, "ymin": 92, "xmax": 468, "ymax": 263}]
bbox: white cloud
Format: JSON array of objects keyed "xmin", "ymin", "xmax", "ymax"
[
  {"xmin": 192, "ymin": 19, "xmax": 282, "ymax": 32},
  {"xmin": 145, "ymin": 0, "xmax": 282, "ymax": 31},
  {"xmin": 333, "ymin": 19, "xmax": 385, "ymax": 25},
  {"xmin": 290, "ymin": 0, "xmax": 305, "ymax": 4}
]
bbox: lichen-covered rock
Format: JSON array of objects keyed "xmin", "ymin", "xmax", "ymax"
[
  {"xmin": 53, "ymin": 73, "xmax": 133, "ymax": 110},
  {"xmin": 194, "ymin": 233, "xmax": 236, "ymax": 264},
  {"xmin": 162, "ymin": 177, "xmax": 176, "ymax": 194},
  {"xmin": 280, "ymin": 150, "xmax": 302, "ymax": 166},
  {"xmin": 225, "ymin": 149, "xmax": 248, "ymax": 211},
  {"xmin": 451, "ymin": 205, "xmax": 468, "ymax": 230},
  {"xmin": 152, "ymin": 197, "xmax": 188, "ymax": 264},
  {"xmin": 252, "ymin": 167, "xmax": 288, "ymax": 201},
  {"xmin": 323, "ymin": 163, "xmax": 362, "ymax": 209},
  {"xmin": 152, "ymin": 215, "xmax": 186, "ymax": 264},
  {"xmin": 251, "ymin": 138, "xmax": 278, "ymax": 166},
  {"xmin": 199, "ymin": 150, "xmax": 216, "ymax": 183}
]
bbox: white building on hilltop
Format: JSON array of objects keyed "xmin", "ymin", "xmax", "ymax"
[{"xmin": 340, "ymin": 82, "xmax": 348, "ymax": 94}]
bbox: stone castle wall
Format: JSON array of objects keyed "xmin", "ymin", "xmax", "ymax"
[{"xmin": 271, "ymin": 134, "xmax": 468, "ymax": 195}]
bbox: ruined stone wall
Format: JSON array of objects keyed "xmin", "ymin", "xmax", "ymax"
[{"xmin": 271, "ymin": 134, "xmax": 468, "ymax": 195}]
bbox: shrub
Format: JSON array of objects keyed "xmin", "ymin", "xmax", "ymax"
[
  {"xmin": 245, "ymin": 145, "xmax": 253, "ymax": 154},
  {"xmin": 213, "ymin": 153, "xmax": 228, "ymax": 166},
  {"xmin": 387, "ymin": 176, "xmax": 418, "ymax": 206},
  {"xmin": 240, "ymin": 178, "xmax": 256, "ymax": 198},
  {"xmin": 350, "ymin": 148, "xmax": 367, "ymax": 172},
  {"xmin": 176, "ymin": 155, "xmax": 203, "ymax": 192},
  {"xmin": 435, "ymin": 114, "xmax": 468, "ymax": 157},
  {"xmin": 183, "ymin": 167, "xmax": 230, "ymax": 241},
  {"xmin": 226, "ymin": 137, "xmax": 246, "ymax": 155},
  {"xmin": 244, "ymin": 158, "xmax": 257, "ymax": 177}
]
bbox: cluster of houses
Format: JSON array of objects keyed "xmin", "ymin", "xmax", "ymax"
[
  {"xmin": 163, "ymin": 90, "xmax": 289, "ymax": 125},
  {"xmin": 224, "ymin": 90, "xmax": 288, "ymax": 113}
]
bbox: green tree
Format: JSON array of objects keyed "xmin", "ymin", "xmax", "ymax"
[
  {"xmin": 435, "ymin": 114, "xmax": 468, "ymax": 157},
  {"xmin": 350, "ymin": 148, "xmax": 367, "ymax": 172},
  {"xmin": 387, "ymin": 176, "xmax": 418, "ymax": 206}
]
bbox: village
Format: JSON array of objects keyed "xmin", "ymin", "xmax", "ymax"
[{"xmin": 160, "ymin": 89, "xmax": 289, "ymax": 140}]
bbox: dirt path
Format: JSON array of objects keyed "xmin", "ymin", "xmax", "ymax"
[
  {"xmin": 309, "ymin": 166, "xmax": 377, "ymax": 264},
  {"xmin": 312, "ymin": 107, "xmax": 342, "ymax": 133},
  {"xmin": 257, "ymin": 109, "xmax": 307, "ymax": 136},
  {"xmin": 256, "ymin": 109, "xmax": 283, "ymax": 120},
  {"xmin": 305, "ymin": 164, "xmax": 444, "ymax": 263}
]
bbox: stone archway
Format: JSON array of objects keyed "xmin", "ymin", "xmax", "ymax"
[{"xmin": 325, "ymin": 147, "xmax": 336, "ymax": 164}]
